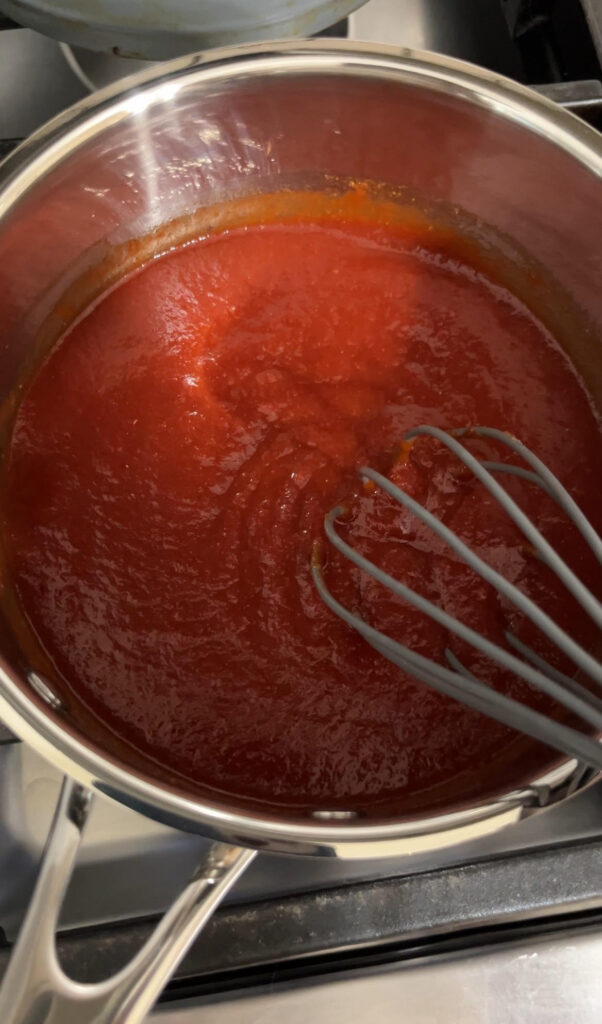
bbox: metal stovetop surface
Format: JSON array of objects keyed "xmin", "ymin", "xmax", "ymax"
[{"xmin": 150, "ymin": 931, "xmax": 602, "ymax": 1023}]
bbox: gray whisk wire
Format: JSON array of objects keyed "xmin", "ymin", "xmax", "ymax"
[{"xmin": 312, "ymin": 426, "xmax": 602, "ymax": 771}]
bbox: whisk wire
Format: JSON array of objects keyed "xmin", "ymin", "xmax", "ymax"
[
  {"xmin": 313, "ymin": 426, "xmax": 602, "ymax": 771},
  {"xmin": 323, "ymin": 504, "xmax": 602, "ymax": 727},
  {"xmin": 397, "ymin": 427, "xmax": 602, "ymax": 630},
  {"xmin": 313, "ymin": 556, "xmax": 602, "ymax": 769},
  {"xmin": 359, "ymin": 464, "xmax": 602, "ymax": 686},
  {"xmin": 479, "ymin": 462, "xmax": 551, "ymax": 490},
  {"xmin": 450, "ymin": 426, "xmax": 602, "ymax": 564},
  {"xmin": 504, "ymin": 632, "xmax": 602, "ymax": 711}
]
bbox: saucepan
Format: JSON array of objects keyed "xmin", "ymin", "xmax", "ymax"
[{"xmin": 0, "ymin": 41, "xmax": 600, "ymax": 1024}]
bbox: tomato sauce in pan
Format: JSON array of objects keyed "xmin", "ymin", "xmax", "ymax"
[{"xmin": 2, "ymin": 190, "xmax": 601, "ymax": 812}]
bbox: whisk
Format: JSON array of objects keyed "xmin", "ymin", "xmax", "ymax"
[{"xmin": 312, "ymin": 425, "xmax": 602, "ymax": 771}]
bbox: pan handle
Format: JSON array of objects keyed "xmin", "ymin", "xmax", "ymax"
[{"xmin": 0, "ymin": 775, "xmax": 256, "ymax": 1024}]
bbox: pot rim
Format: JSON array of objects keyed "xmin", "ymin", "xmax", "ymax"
[{"xmin": 0, "ymin": 39, "xmax": 599, "ymax": 856}]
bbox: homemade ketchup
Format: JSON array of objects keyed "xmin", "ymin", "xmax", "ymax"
[{"xmin": 3, "ymin": 190, "xmax": 601, "ymax": 812}]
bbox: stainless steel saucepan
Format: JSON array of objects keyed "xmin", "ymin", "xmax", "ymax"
[{"xmin": 0, "ymin": 41, "xmax": 600, "ymax": 1024}]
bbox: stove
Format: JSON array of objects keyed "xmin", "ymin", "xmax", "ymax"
[{"xmin": 0, "ymin": 2, "xmax": 601, "ymax": 1019}]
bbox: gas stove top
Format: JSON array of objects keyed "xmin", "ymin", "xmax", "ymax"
[{"xmin": 0, "ymin": 0, "xmax": 601, "ymax": 1017}]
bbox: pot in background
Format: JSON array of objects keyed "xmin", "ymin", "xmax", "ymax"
[{"xmin": 0, "ymin": 0, "xmax": 365, "ymax": 58}]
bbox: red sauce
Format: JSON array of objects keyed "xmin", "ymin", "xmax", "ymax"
[{"xmin": 3, "ymin": 197, "xmax": 601, "ymax": 813}]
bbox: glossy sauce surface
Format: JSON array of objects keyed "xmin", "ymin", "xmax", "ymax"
[{"xmin": 3, "ymin": 203, "xmax": 601, "ymax": 812}]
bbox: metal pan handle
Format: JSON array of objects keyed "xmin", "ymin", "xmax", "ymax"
[{"xmin": 0, "ymin": 775, "xmax": 255, "ymax": 1024}]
